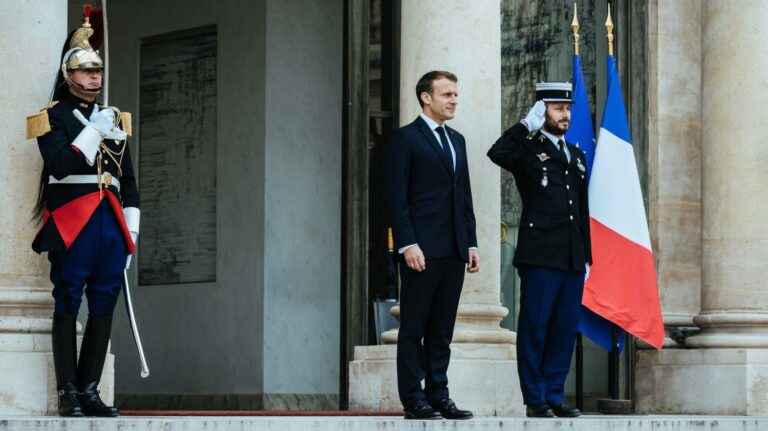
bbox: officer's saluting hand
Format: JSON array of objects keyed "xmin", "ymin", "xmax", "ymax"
[{"xmin": 522, "ymin": 100, "xmax": 546, "ymax": 132}]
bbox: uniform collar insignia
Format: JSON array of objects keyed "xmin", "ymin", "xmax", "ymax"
[{"xmin": 577, "ymin": 158, "xmax": 586, "ymax": 172}]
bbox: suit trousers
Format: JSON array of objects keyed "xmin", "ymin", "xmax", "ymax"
[
  {"xmin": 48, "ymin": 200, "xmax": 128, "ymax": 318},
  {"xmin": 397, "ymin": 257, "xmax": 465, "ymax": 406},
  {"xmin": 516, "ymin": 266, "xmax": 584, "ymax": 406}
]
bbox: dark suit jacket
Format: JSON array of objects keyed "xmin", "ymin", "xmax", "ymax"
[
  {"xmin": 386, "ymin": 116, "xmax": 477, "ymax": 262},
  {"xmin": 487, "ymin": 122, "xmax": 592, "ymax": 271}
]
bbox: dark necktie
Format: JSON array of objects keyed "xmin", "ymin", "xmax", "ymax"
[{"xmin": 435, "ymin": 126, "xmax": 454, "ymax": 172}]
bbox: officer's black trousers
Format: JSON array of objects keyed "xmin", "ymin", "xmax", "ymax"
[{"xmin": 396, "ymin": 257, "xmax": 465, "ymax": 407}]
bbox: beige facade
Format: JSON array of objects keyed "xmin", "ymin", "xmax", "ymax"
[{"xmin": 637, "ymin": 0, "xmax": 768, "ymax": 415}]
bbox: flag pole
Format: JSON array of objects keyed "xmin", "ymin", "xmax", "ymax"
[
  {"xmin": 605, "ymin": 3, "xmax": 614, "ymax": 57},
  {"xmin": 571, "ymin": 0, "xmax": 586, "ymax": 413},
  {"xmin": 571, "ymin": 2, "xmax": 580, "ymax": 56},
  {"xmin": 594, "ymin": 2, "xmax": 632, "ymax": 415},
  {"xmin": 604, "ymin": 4, "xmax": 619, "ymax": 399},
  {"xmin": 605, "ymin": 1, "xmax": 619, "ymax": 404}
]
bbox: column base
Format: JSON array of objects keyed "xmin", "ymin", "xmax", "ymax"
[
  {"xmin": 0, "ymin": 333, "xmax": 114, "ymax": 416},
  {"xmin": 349, "ymin": 344, "xmax": 523, "ymax": 416},
  {"xmin": 636, "ymin": 348, "xmax": 768, "ymax": 415}
]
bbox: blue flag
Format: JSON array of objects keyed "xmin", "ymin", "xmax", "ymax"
[
  {"xmin": 565, "ymin": 55, "xmax": 595, "ymax": 176},
  {"xmin": 566, "ymin": 54, "xmax": 626, "ymax": 352}
]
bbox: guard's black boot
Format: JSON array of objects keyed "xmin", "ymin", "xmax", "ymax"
[
  {"xmin": 52, "ymin": 313, "xmax": 83, "ymax": 417},
  {"xmin": 76, "ymin": 315, "xmax": 119, "ymax": 417},
  {"xmin": 79, "ymin": 382, "xmax": 119, "ymax": 417}
]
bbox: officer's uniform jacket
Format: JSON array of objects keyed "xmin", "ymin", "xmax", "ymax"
[
  {"xmin": 488, "ymin": 122, "xmax": 592, "ymax": 271},
  {"xmin": 30, "ymin": 92, "xmax": 139, "ymax": 254}
]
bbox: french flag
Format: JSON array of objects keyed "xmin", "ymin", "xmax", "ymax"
[
  {"xmin": 567, "ymin": 53, "xmax": 625, "ymax": 352},
  {"xmin": 582, "ymin": 55, "xmax": 665, "ymax": 350}
]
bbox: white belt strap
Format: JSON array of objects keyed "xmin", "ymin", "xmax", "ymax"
[{"xmin": 48, "ymin": 174, "xmax": 121, "ymax": 192}]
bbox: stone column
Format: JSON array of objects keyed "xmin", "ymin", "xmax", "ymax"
[
  {"xmin": 349, "ymin": 0, "xmax": 522, "ymax": 416},
  {"xmin": 0, "ymin": 1, "xmax": 112, "ymax": 415},
  {"xmin": 643, "ymin": 0, "xmax": 702, "ymax": 349},
  {"xmin": 637, "ymin": 0, "xmax": 768, "ymax": 415}
]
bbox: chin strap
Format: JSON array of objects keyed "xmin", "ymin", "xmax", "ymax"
[{"xmin": 66, "ymin": 79, "xmax": 101, "ymax": 102}]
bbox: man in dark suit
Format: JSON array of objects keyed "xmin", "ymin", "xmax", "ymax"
[
  {"xmin": 487, "ymin": 82, "xmax": 591, "ymax": 418},
  {"xmin": 386, "ymin": 70, "xmax": 478, "ymax": 420}
]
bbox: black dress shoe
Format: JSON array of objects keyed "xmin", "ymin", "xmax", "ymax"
[
  {"xmin": 549, "ymin": 403, "xmax": 581, "ymax": 417},
  {"xmin": 57, "ymin": 382, "xmax": 84, "ymax": 417},
  {"xmin": 78, "ymin": 382, "xmax": 119, "ymax": 417},
  {"xmin": 526, "ymin": 404, "xmax": 555, "ymax": 418},
  {"xmin": 404, "ymin": 401, "xmax": 443, "ymax": 420},
  {"xmin": 430, "ymin": 398, "xmax": 473, "ymax": 420}
]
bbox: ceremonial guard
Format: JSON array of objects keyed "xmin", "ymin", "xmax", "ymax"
[
  {"xmin": 26, "ymin": 5, "xmax": 138, "ymax": 417},
  {"xmin": 487, "ymin": 83, "xmax": 591, "ymax": 418}
]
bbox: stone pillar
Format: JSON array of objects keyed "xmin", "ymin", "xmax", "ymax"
[
  {"xmin": 0, "ymin": 1, "xmax": 112, "ymax": 415},
  {"xmin": 637, "ymin": 0, "xmax": 768, "ymax": 415},
  {"xmin": 643, "ymin": 0, "xmax": 702, "ymax": 349},
  {"xmin": 349, "ymin": 0, "xmax": 522, "ymax": 416}
]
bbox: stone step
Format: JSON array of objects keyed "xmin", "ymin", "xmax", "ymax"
[{"xmin": 1, "ymin": 416, "xmax": 768, "ymax": 431}]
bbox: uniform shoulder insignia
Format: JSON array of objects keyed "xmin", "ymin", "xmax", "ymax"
[
  {"xmin": 119, "ymin": 112, "xmax": 133, "ymax": 136},
  {"xmin": 25, "ymin": 101, "xmax": 60, "ymax": 140}
]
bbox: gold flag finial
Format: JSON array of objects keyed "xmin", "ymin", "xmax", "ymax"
[
  {"xmin": 606, "ymin": 3, "xmax": 615, "ymax": 56},
  {"xmin": 571, "ymin": 2, "xmax": 581, "ymax": 55}
]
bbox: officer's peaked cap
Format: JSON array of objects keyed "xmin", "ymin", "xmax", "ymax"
[{"xmin": 535, "ymin": 82, "xmax": 572, "ymax": 103}]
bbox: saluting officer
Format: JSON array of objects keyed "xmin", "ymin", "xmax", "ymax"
[
  {"xmin": 26, "ymin": 6, "xmax": 137, "ymax": 418},
  {"xmin": 487, "ymin": 82, "xmax": 591, "ymax": 418}
]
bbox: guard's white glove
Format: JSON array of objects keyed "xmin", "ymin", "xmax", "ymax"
[
  {"xmin": 522, "ymin": 100, "xmax": 546, "ymax": 132},
  {"xmin": 73, "ymin": 105, "xmax": 128, "ymax": 142},
  {"xmin": 123, "ymin": 207, "xmax": 140, "ymax": 270}
]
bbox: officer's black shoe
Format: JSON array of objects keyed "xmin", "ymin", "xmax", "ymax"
[
  {"xmin": 430, "ymin": 398, "xmax": 473, "ymax": 420},
  {"xmin": 526, "ymin": 404, "xmax": 556, "ymax": 418},
  {"xmin": 78, "ymin": 382, "xmax": 119, "ymax": 417},
  {"xmin": 548, "ymin": 403, "xmax": 581, "ymax": 418},
  {"xmin": 404, "ymin": 400, "xmax": 443, "ymax": 420},
  {"xmin": 57, "ymin": 382, "xmax": 84, "ymax": 417}
]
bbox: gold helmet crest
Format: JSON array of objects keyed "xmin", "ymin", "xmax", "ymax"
[{"xmin": 62, "ymin": 4, "xmax": 103, "ymax": 72}]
